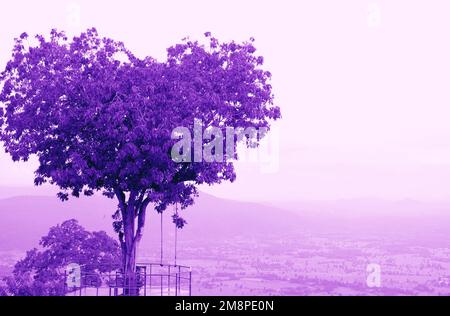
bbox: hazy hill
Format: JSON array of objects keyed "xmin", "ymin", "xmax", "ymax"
[
  {"xmin": 0, "ymin": 190, "xmax": 301, "ymax": 251},
  {"xmin": 265, "ymin": 198, "xmax": 450, "ymax": 246},
  {"xmin": 2, "ymin": 186, "xmax": 450, "ymax": 252}
]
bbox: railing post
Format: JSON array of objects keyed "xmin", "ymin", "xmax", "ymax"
[
  {"xmin": 175, "ymin": 273, "xmax": 178, "ymax": 296},
  {"xmin": 160, "ymin": 274, "xmax": 163, "ymax": 296},
  {"xmin": 149, "ymin": 265, "xmax": 152, "ymax": 295},
  {"xmin": 189, "ymin": 269, "xmax": 192, "ymax": 296},
  {"xmin": 144, "ymin": 269, "xmax": 147, "ymax": 297},
  {"xmin": 178, "ymin": 266, "xmax": 181, "ymax": 294},
  {"xmin": 168, "ymin": 265, "xmax": 171, "ymax": 296}
]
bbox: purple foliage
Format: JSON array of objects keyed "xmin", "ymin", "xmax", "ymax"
[
  {"xmin": 0, "ymin": 28, "xmax": 280, "ymax": 277},
  {"xmin": 1, "ymin": 219, "xmax": 120, "ymax": 296}
]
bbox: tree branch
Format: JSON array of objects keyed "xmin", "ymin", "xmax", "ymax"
[
  {"xmin": 134, "ymin": 197, "xmax": 151, "ymax": 243},
  {"xmin": 114, "ymin": 188, "xmax": 126, "ymax": 211}
]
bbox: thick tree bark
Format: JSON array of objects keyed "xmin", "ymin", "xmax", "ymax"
[{"xmin": 115, "ymin": 189, "xmax": 150, "ymax": 296}]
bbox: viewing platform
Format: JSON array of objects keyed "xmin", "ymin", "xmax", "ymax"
[{"xmin": 66, "ymin": 263, "xmax": 192, "ymax": 296}]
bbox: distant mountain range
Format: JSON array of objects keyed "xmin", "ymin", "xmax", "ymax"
[
  {"xmin": 0, "ymin": 187, "xmax": 301, "ymax": 251},
  {"xmin": 0, "ymin": 185, "xmax": 59, "ymax": 199},
  {"xmin": 1, "ymin": 186, "xmax": 450, "ymax": 252}
]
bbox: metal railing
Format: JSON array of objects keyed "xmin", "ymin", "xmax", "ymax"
[{"xmin": 66, "ymin": 263, "xmax": 192, "ymax": 296}]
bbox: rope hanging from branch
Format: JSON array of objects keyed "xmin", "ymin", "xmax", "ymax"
[
  {"xmin": 160, "ymin": 211, "xmax": 163, "ymax": 266},
  {"xmin": 159, "ymin": 204, "xmax": 181, "ymax": 267},
  {"xmin": 174, "ymin": 203, "xmax": 178, "ymax": 266}
]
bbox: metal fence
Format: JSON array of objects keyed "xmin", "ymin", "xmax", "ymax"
[{"xmin": 66, "ymin": 263, "xmax": 192, "ymax": 296}]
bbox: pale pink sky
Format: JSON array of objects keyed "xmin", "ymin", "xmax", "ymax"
[{"xmin": 1, "ymin": 1, "xmax": 450, "ymax": 201}]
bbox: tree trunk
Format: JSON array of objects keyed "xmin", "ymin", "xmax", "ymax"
[
  {"xmin": 115, "ymin": 190, "xmax": 149, "ymax": 296},
  {"xmin": 123, "ymin": 211, "xmax": 137, "ymax": 295}
]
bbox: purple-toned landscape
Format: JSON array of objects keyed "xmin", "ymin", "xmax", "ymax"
[
  {"xmin": 1, "ymin": 1, "xmax": 450, "ymax": 297},
  {"xmin": 1, "ymin": 186, "xmax": 450, "ymax": 295}
]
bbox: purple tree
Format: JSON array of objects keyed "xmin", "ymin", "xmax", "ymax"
[
  {"xmin": 0, "ymin": 28, "xmax": 280, "ymax": 291},
  {"xmin": 2, "ymin": 219, "xmax": 120, "ymax": 296}
]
